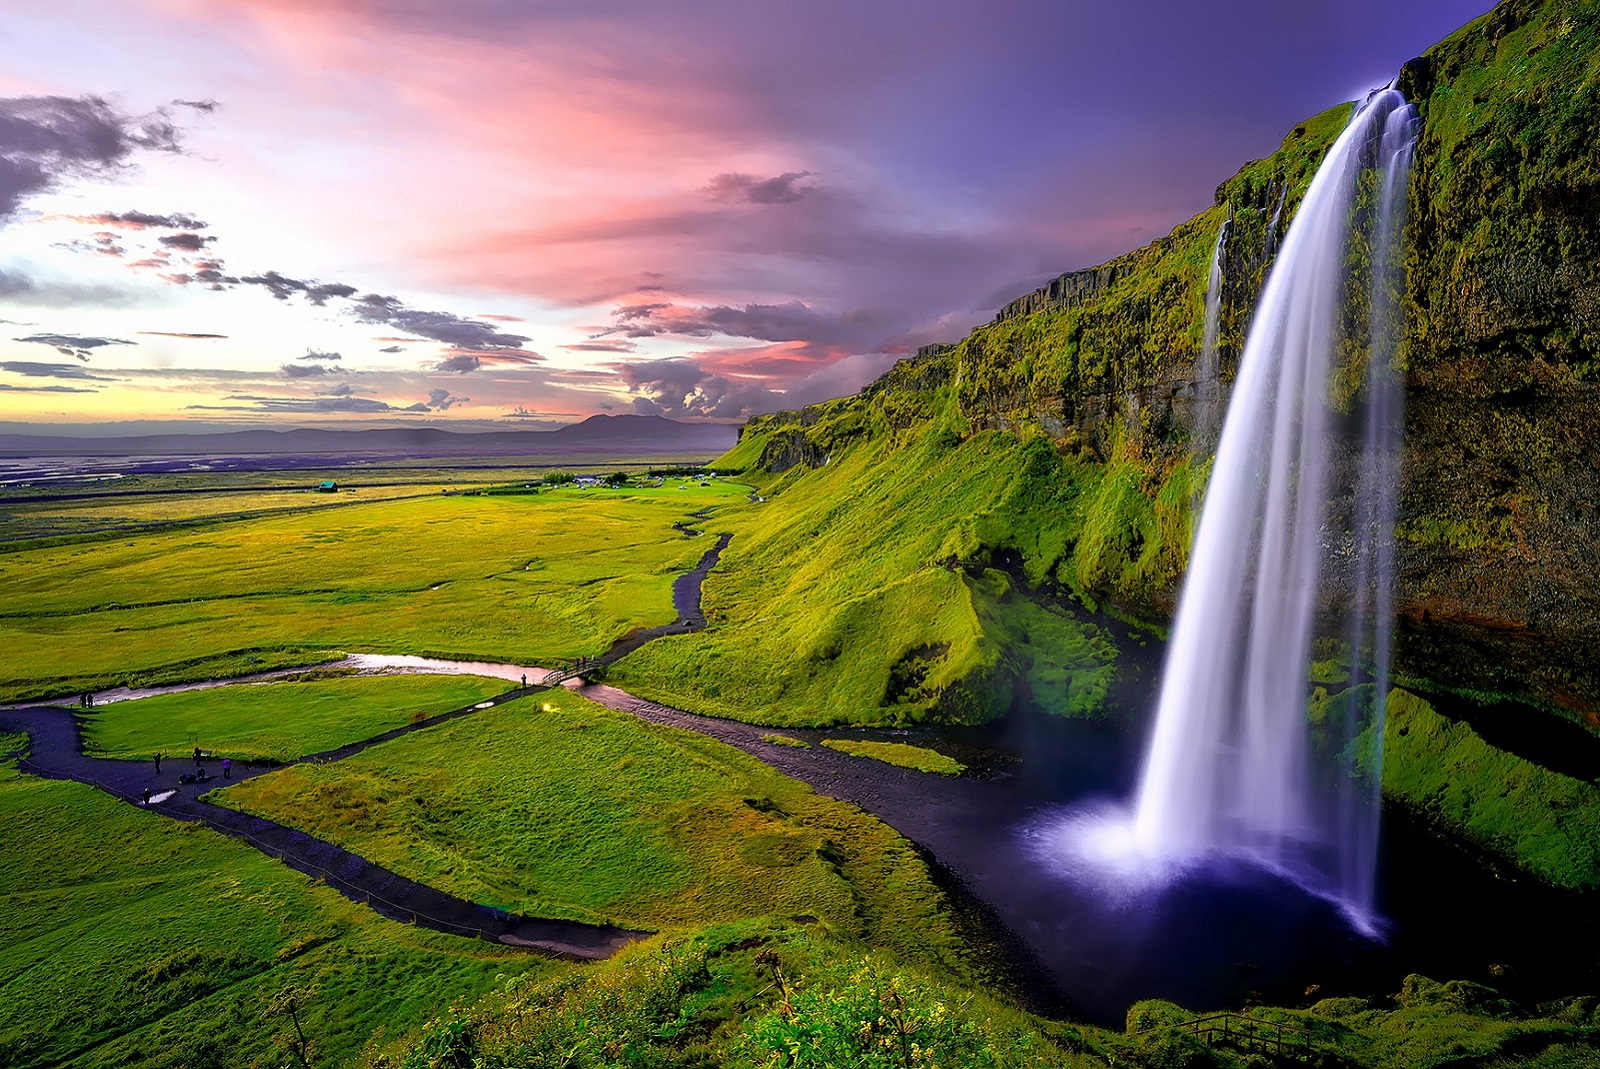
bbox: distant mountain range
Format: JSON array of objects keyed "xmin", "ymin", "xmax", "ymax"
[{"xmin": 0, "ymin": 414, "xmax": 739, "ymax": 457}]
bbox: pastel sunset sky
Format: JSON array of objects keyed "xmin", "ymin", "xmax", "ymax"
[{"xmin": 1, "ymin": 0, "xmax": 1493, "ymax": 430}]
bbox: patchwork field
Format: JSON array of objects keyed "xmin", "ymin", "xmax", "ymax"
[
  {"xmin": 0, "ymin": 481, "xmax": 743, "ymax": 703},
  {"xmin": 214, "ymin": 686, "xmax": 965, "ymax": 968},
  {"xmin": 0, "ymin": 755, "xmax": 542, "ymax": 1069}
]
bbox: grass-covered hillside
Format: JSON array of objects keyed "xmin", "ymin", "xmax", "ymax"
[{"xmin": 618, "ymin": 0, "xmax": 1600, "ymax": 732}]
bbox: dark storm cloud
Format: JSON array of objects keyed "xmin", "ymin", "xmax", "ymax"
[
  {"xmin": 0, "ymin": 360, "xmax": 118, "ymax": 381},
  {"xmin": 0, "ymin": 95, "xmax": 183, "ymax": 224},
  {"xmin": 352, "ymin": 293, "xmax": 532, "ymax": 350},
  {"xmin": 435, "ymin": 354, "xmax": 481, "ymax": 374},
  {"xmin": 611, "ymin": 300, "xmax": 863, "ymax": 346},
  {"xmin": 238, "ymin": 270, "xmax": 358, "ymax": 305},
  {"xmin": 706, "ymin": 171, "xmax": 816, "ymax": 204},
  {"xmin": 82, "ymin": 210, "xmax": 208, "ymax": 230},
  {"xmin": 157, "ymin": 232, "xmax": 214, "ymax": 251},
  {"xmin": 15, "ymin": 333, "xmax": 136, "ymax": 362},
  {"xmin": 614, "ymin": 356, "xmax": 781, "ymax": 420},
  {"xmin": 425, "ymin": 388, "xmax": 469, "ymax": 410}
]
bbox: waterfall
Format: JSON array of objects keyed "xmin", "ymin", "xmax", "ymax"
[
  {"xmin": 1193, "ymin": 212, "xmax": 1231, "ymax": 456},
  {"xmin": 1265, "ymin": 183, "xmax": 1288, "ymax": 254},
  {"xmin": 1125, "ymin": 87, "xmax": 1417, "ymax": 929}
]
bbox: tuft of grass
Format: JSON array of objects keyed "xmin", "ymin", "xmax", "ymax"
[
  {"xmin": 762, "ymin": 733, "xmax": 811, "ymax": 748},
  {"xmin": 81, "ymin": 673, "xmax": 510, "ymax": 762},
  {"xmin": 821, "ymin": 738, "xmax": 966, "ymax": 776}
]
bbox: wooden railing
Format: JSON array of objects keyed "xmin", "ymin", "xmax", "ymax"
[{"xmin": 1170, "ymin": 1012, "xmax": 1314, "ymax": 1061}]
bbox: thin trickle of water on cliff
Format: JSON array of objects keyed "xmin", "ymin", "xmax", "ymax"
[
  {"xmin": 1039, "ymin": 88, "xmax": 1417, "ymax": 936},
  {"xmin": 1265, "ymin": 184, "xmax": 1288, "ymax": 254},
  {"xmin": 1193, "ymin": 212, "xmax": 1231, "ymax": 458}
]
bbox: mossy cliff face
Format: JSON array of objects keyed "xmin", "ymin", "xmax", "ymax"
[
  {"xmin": 1393, "ymin": 0, "xmax": 1600, "ymax": 719},
  {"xmin": 727, "ymin": 0, "xmax": 1600, "ymax": 722}
]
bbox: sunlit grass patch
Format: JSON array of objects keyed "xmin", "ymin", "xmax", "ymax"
[
  {"xmin": 821, "ymin": 738, "xmax": 966, "ymax": 776},
  {"xmin": 0, "ymin": 488, "xmax": 730, "ymax": 702},
  {"xmin": 610, "ymin": 427, "xmax": 1120, "ymax": 728},
  {"xmin": 81, "ymin": 673, "xmax": 510, "ymax": 762},
  {"xmin": 0, "ymin": 757, "xmax": 540, "ymax": 1069},
  {"xmin": 215, "ymin": 688, "xmax": 962, "ymax": 968},
  {"xmin": 762, "ymin": 734, "xmax": 811, "ymax": 748}
]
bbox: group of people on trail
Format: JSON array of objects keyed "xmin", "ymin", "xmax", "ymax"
[
  {"xmin": 142, "ymin": 747, "xmax": 232, "ymax": 805},
  {"xmin": 77, "ymin": 692, "xmax": 94, "ymax": 708}
]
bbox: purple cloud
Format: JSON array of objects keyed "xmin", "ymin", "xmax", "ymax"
[
  {"xmin": 706, "ymin": 170, "xmax": 816, "ymax": 204},
  {"xmin": 353, "ymin": 294, "xmax": 532, "ymax": 351},
  {"xmin": 0, "ymin": 95, "xmax": 182, "ymax": 224}
]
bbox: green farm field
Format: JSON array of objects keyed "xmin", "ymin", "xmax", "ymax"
[
  {"xmin": 81, "ymin": 673, "xmax": 511, "ymax": 762},
  {"xmin": 0, "ymin": 482, "xmax": 743, "ymax": 703},
  {"xmin": 0, "ymin": 485, "xmax": 447, "ymax": 543},
  {"xmin": 214, "ymin": 687, "xmax": 965, "ymax": 968},
  {"xmin": 0, "ymin": 754, "xmax": 542, "ymax": 1069}
]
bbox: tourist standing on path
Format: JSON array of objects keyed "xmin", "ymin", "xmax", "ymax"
[
  {"xmin": 142, "ymin": 787, "xmax": 151, "ymax": 806},
  {"xmin": 154, "ymin": 752, "xmax": 162, "ymax": 774},
  {"xmin": 222, "ymin": 757, "xmax": 232, "ymax": 780},
  {"xmin": 193, "ymin": 745, "xmax": 202, "ymax": 767}
]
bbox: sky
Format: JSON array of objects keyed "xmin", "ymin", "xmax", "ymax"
[{"xmin": 0, "ymin": 0, "xmax": 1496, "ymax": 431}]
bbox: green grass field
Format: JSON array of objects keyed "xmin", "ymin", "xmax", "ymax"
[
  {"xmin": 0, "ymin": 485, "xmax": 445, "ymax": 543},
  {"xmin": 0, "ymin": 484, "xmax": 738, "ymax": 703},
  {"xmin": 81, "ymin": 673, "xmax": 512, "ymax": 762},
  {"xmin": 0, "ymin": 755, "xmax": 543, "ymax": 1069},
  {"xmin": 214, "ymin": 688, "xmax": 965, "ymax": 971}
]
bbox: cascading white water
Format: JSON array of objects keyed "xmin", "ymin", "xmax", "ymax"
[
  {"xmin": 1193, "ymin": 212, "xmax": 1231, "ymax": 455},
  {"xmin": 1124, "ymin": 87, "xmax": 1416, "ymax": 928}
]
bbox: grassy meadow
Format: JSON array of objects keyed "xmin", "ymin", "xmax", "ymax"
[
  {"xmin": 0, "ymin": 482, "xmax": 741, "ymax": 703},
  {"xmin": 0, "ymin": 754, "xmax": 543, "ymax": 1069},
  {"xmin": 81, "ymin": 673, "xmax": 511, "ymax": 762},
  {"xmin": 214, "ymin": 688, "xmax": 966, "ymax": 970}
]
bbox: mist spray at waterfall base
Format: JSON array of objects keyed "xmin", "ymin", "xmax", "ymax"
[{"xmin": 1034, "ymin": 87, "xmax": 1417, "ymax": 942}]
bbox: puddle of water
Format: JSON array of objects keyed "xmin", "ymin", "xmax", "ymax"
[{"xmin": 342, "ymin": 654, "xmax": 552, "ymax": 685}]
